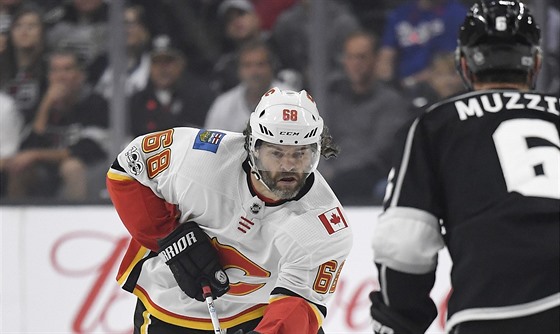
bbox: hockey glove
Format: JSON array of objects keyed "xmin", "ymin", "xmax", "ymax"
[
  {"xmin": 157, "ymin": 222, "xmax": 230, "ymax": 301},
  {"xmin": 233, "ymin": 331, "xmax": 260, "ymax": 334},
  {"xmin": 370, "ymin": 291, "xmax": 427, "ymax": 334}
]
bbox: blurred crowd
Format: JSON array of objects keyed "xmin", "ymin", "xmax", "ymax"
[{"xmin": 0, "ymin": 0, "xmax": 558, "ymax": 205}]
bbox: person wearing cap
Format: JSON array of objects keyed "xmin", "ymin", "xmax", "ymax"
[
  {"xmin": 127, "ymin": 34, "xmax": 214, "ymax": 138},
  {"xmin": 218, "ymin": 0, "xmax": 256, "ymax": 21}
]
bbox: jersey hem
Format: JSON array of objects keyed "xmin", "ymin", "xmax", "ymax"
[
  {"xmin": 445, "ymin": 292, "xmax": 560, "ymax": 332},
  {"xmin": 133, "ymin": 285, "xmax": 267, "ymax": 330}
]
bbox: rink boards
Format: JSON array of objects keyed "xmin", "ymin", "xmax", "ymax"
[{"xmin": 0, "ymin": 206, "xmax": 451, "ymax": 334}]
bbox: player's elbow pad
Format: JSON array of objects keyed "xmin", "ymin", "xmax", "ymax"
[{"xmin": 372, "ymin": 207, "xmax": 444, "ymax": 274}]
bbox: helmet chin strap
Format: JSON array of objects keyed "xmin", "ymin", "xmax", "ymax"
[{"xmin": 248, "ymin": 159, "xmax": 274, "ymax": 193}]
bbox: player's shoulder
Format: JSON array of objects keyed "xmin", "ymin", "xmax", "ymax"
[
  {"xmin": 128, "ymin": 127, "xmax": 242, "ymax": 151},
  {"xmin": 277, "ymin": 203, "xmax": 353, "ymax": 260},
  {"xmin": 118, "ymin": 127, "xmax": 244, "ymax": 178},
  {"xmin": 283, "ymin": 181, "xmax": 353, "ymax": 250},
  {"xmin": 423, "ymin": 90, "xmax": 476, "ymax": 114}
]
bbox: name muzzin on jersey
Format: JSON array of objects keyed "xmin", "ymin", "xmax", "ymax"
[{"xmin": 438, "ymin": 91, "xmax": 560, "ymax": 121}]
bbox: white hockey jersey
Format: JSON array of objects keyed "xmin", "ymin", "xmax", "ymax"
[{"xmin": 107, "ymin": 127, "xmax": 353, "ymax": 331}]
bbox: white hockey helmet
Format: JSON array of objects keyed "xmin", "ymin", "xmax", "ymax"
[{"xmin": 248, "ymin": 87, "xmax": 324, "ymax": 175}]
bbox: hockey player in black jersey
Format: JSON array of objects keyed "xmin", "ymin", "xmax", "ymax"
[{"xmin": 369, "ymin": 1, "xmax": 559, "ymax": 333}]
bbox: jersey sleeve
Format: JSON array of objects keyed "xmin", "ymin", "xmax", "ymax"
[
  {"xmin": 370, "ymin": 117, "xmax": 444, "ymax": 332},
  {"xmin": 254, "ymin": 296, "xmax": 321, "ymax": 334},
  {"xmin": 106, "ymin": 128, "xmax": 185, "ymax": 251},
  {"xmin": 112, "ymin": 128, "xmax": 181, "ymax": 201},
  {"xmin": 106, "ymin": 163, "xmax": 179, "ymax": 251},
  {"xmin": 383, "ymin": 117, "xmax": 444, "ymax": 214}
]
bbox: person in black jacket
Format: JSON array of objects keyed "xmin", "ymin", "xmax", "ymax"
[
  {"xmin": 4, "ymin": 48, "xmax": 109, "ymax": 201},
  {"xmin": 369, "ymin": 1, "xmax": 559, "ymax": 333},
  {"xmin": 128, "ymin": 34, "xmax": 214, "ymax": 137}
]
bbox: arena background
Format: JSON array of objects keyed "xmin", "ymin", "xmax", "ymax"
[{"xmin": 1, "ymin": 0, "xmax": 557, "ymax": 333}]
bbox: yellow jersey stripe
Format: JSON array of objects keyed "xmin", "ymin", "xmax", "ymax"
[
  {"xmin": 117, "ymin": 246, "xmax": 151, "ymax": 287},
  {"xmin": 107, "ymin": 169, "xmax": 134, "ymax": 181},
  {"xmin": 134, "ymin": 287, "xmax": 266, "ymax": 330}
]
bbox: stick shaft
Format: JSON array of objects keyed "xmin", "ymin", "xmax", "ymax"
[{"xmin": 202, "ymin": 284, "xmax": 224, "ymax": 334}]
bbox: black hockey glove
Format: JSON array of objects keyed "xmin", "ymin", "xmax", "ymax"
[
  {"xmin": 157, "ymin": 222, "xmax": 230, "ymax": 301},
  {"xmin": 233, "ymin": 330, "xmax": 260, "ymax": 334},
  {"xmin": 370, "ymin": 291, "xmax": 427, "ymax": 334}
]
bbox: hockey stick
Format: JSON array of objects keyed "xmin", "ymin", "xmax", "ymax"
[{"xmin": 202, "ymin": 283, "xmax": 226, "ymax": 334}]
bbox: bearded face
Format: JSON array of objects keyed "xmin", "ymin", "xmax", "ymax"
[
  {"xmin": 253, "ymin": 142, "xmax": 318, "ymax": 199},
  {"xmin": 259, "ymin": 169, "xmax": 308, "ymax": 199}
]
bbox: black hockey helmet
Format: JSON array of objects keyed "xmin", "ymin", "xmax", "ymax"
[{"xmin": 455, "ymin": 0, "xmax": 541, "ymax": 89}]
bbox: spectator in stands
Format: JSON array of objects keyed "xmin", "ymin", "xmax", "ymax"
[
  {"xmin": 320, "ymin": 30, "xmax": 412, "ymax": 205},
  {"xmin": 0, "ymin": 0, "xmax": 15, "ymax": 51},
  {"xmin": 0, "ymin": 0, "xmax": 25, "ymax": 32},
  {"xmin": 4, "ymin": 48, "xmax": 109, "ymax": 201},
  {"xmin": 404, "ymin": 52, "xmax": 465, "ymax": 111},
  {"xmin": 346, "ymin": 0, "xmax": 390, "ymax": 37},
  {"xmin": 0, "ymin": 5, "xmax": 47, "ymax": 125},
  {"xmin": 271, "ymin": 0, "xmax": 361, "ymax": 88},
  {"xmin": 0, "ymin": 29, "xmax": 6, "ymax": 53},
  {"xmin": 131, "ymin": 0, "xmax": 223, "ymax": 77},
  {"xmin": 204, "ymin": 39, "xmax": 293, "ymax": 132},
  {"xmin": 540, "ymin": 0, "xmax": 559, "ymax": 95},
  {"xmin": 0, "ymin": 92, "xmax": 23, "ymax": 197},
  {"xmin": 94, "ymin": 4, "xmax": 151, "ymax": 100},
  {"xmin": 128, "ymin": 35, "xmax": 214, "ymax": 137},
  {"xmin": 45, "ymin": 0, "xmax": 109, "ymax": 85},
  {"xmin": 211, "ymin": 0, "xmax": 268, "ymax": 94},
  {"xmin": 375, "ymin": 0, "xmax": 467, "ymax": 88},
  {"xmin": 251, "ymin": 0, "xmax": 297, "ymax": 32}
]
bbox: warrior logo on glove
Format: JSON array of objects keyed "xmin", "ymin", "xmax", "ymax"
[
  {"xmin": 158, "ymin": 222, "xmax": 230, "ymax": 301},
  {"xmin": 160, "ymin": 231, "xmax": 198, "ymax": 261}
]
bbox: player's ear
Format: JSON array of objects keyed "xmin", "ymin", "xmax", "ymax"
[
  {"xmin": 455, "ymin": 47, "xmax": 473, "ymax": 90},
  {"xmin": 460, "ymin": 58, "xmax": 469, "ymax": 77},
  {"xmin": 529, "ymin": 47, "xmax": 543, "ymax": 89}
]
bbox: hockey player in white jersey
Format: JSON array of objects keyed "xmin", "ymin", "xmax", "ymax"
[{"xmin": 106, "ymin": 87, "xmax": 353, "ymax": 333}]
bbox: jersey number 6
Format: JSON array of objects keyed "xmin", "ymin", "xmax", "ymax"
[
  {"xmin": 493, "ymin": 119, "xmax": 560, "ymax": 199},
  {"xmin": 313, "ymin": 260, "xmax": 345, "ymax": 294}
]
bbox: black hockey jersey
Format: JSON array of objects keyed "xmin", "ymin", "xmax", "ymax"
[{"xmin": 373, "ymin": 90, "xmax": 560, "ymax": 331}]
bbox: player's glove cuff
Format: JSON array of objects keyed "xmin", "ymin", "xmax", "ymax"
[{"xmin": 370, "ymin": 291, "xmax": 426, "ymax": 334}]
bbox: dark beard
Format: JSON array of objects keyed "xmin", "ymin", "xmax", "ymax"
[{"xmin": 260, "ymin": 171, "xmax": 306, "ymax": 200}]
